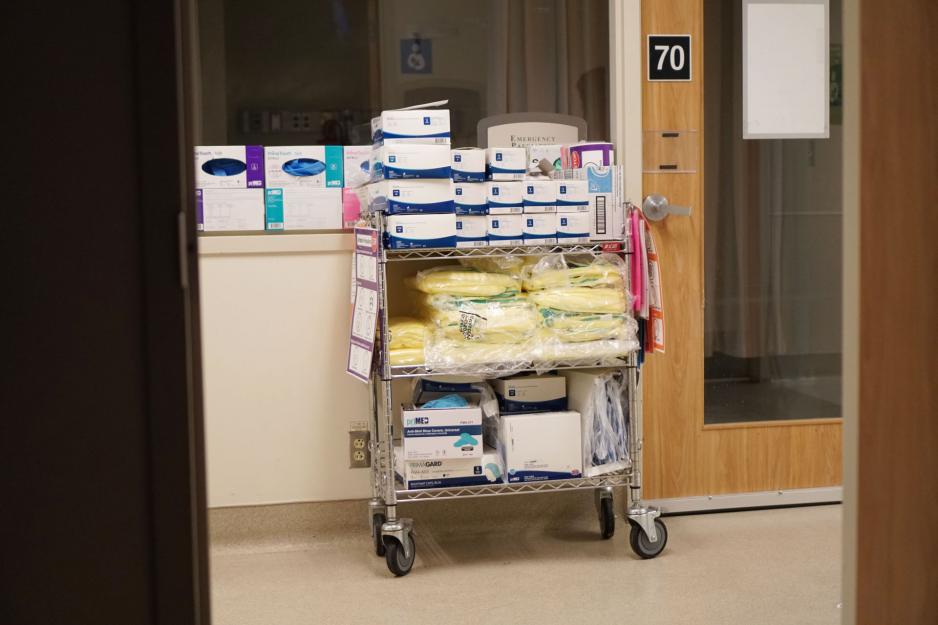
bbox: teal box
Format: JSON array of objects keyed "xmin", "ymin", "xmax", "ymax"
[
  {"xmin": 265, "ymin": 188, "xmax": 285, "ymax": 230},
  {"xmin": 264, "ymin": 145, "xmax": 344, "ymax": 188}
]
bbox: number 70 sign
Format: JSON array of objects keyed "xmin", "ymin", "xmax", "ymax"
[{"xmin": 647, "ymin": 35, "xmax": 692, "ymax": 81}]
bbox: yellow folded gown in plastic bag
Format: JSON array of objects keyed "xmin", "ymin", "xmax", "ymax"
[
  {"xmin": 537, "ymin": 308, "xmax": 630, "ymax": 342},
  {"xmin": 388, "ymin": 347, "xmax": 424, "ymax": 366},
  {"xmin": 410, "ymin": 266, "xmax": 520, "ymax": 297},
  {"xmin": 424, "ymin": 335, "xmax": 533, "ymax": 369},
  {"xmin": 531, "ymin": 329, "xmax": 639, "ymax": 362},
  {"xmin": 529, "ymin": 287, "xmax": 627, "ymax": 314},
  {"xmin": 523, "ymin": 260, "xmax": 624, "ymax": 291},
  {"xmin": 418, "ymin": 293, "xmax": 538, "ymax": 342},
  {"xmin": 387, "ymin": 317, "xmax": 427, "ymax": 350}
]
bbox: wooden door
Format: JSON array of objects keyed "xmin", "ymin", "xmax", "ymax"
[{"xmin": 640, "ymin": 0, "xmax": 842, "ymax": 501}]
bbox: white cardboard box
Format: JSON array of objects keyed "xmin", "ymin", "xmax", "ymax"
[
  {"xmin": 556, "ymin": 211, "xmax": 591, "ymax": 243},
  {"xmin": 385, "ymin": 213, "xmax": 457, "ymax": 249},
  {"xmin": 491, "ymin": 375, "xmax": 567, "ymax": 413},
  {"xmin": 264, "ymin": 188, "xmax": 342, "ymax": 231},
  {"xmin": 401, "ymin": 404, "xmax": 483, "ymax": 460},
  {"xmin": 523, "ymin": 179, "xmax": 557, "ymax": 210},
  {"xmin": 486, "ymin": 147, "xmax": 526, "ymax": 180},
  {"xmin": 343, "ymin": 145, "xmax": 372, "ymax": 188},
  {"xmin": 197, "ymin": 188, "xmax": 265, "ymax": 231},
  {"xmin": 486, "ymin": 181, "xmax": 523, "ymax": 214},
  {"xmin": 486, "ymin": 214, "xmax": 523, "ymax": 246},
  {"xmin": 373, "ymin": 144, "xmax": 451, "ymax": 180},
  {"xmin": 263, "ymin": 146, "xmax": 343, "ymax": 188},
  {"xmin": 450, "ymin": 148, "xmax": 486, "ymax": 183},
  {"xmin": 498, "ymin": 411, "xmax": 583, "ymax": 482},
  {"xmin": 372, "ymin": 108, "xmax": 451, "ymax": 145},
  {"xmin": 455, "ymin": 215, "xmax": 488, "ymax": 248},
  {"xmin": 194, "ymin": 145, "xmax": 264, "ymax": 189},
  {"xmin": 555, "ymin": 179, "xmax": 589, "ymax": 212},
  {"xmin": 453, "ymin": 182, "xmax": 488, "ymax": 215},
  {"xmin": 522, "ymin": 213, "xmax": 557, "ymax": 243},
  {"xmin": 394, "ymin": 445, "xmax": 504, "ymax": 489},
  {"xmin": 368, "ymin": 179, "xmax": 454, "ymax": 215}
]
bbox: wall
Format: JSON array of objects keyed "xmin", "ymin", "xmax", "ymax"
[{"xmin": 199, "ymin": 236, "xmax": 371, "ymax": 507}]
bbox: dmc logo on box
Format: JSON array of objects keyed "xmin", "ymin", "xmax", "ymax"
[
  {"xmin": 456, "ymin": 222, "xmax": 463, "ymax": 230},
  {"xmin": 560, "ymin": 185, "xmax": 567, "ymax": 193},
  {"xmin": 527, "ymin": 186, "xmax": 534, "ymax": 194},
  {"xmin": 496, "ymin": 153, "xmax": 503, "ymax": 161},
  {"xmin": 561, "ymin": 217, "xmax": 568, "ymax": 226},
  {"xmin": 508, "ymin": 389, "xmax": 516, "ymax": 396},
  {"xmin": 473, "ymin": 466, "xmax": 482, "ymax": 475},
  {"xmin": 454, "ymin": 154, "xmax": 462, "ymax": 162},
  {"xmin": 423, "ymin": 116, "xmax": 430, "ymax": 125},
  {"xmin": 455, "ymin": 188, "xmax": 463, "ymax": 195},
  {"xmin": 492, "ymin": 220, "xmax": 500, "ymax": 228},
  {"xmin": 388, "ymin": 155, "xmax": 397, "ymax": 162},
  {"xmin": 527, "ymin": 219, "xmax": 534, "ymax": 227},
  {"xmin": 392, "ymin": 189, "xmax": 400, "ymax": 196},
  {"xmin": 492, "ymin": 188, "xmax": 500, "ymax": 195},
  {"xmin": 395, "ymin": 226, "xmax": 403, "ymax": 233}
]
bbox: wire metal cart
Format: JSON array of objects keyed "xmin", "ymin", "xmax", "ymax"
[{"xmin": 365, "ymin": 223, "xmax": 667, "ymax": 576}]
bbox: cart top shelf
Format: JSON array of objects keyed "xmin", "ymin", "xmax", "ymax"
[{"xmin": 383, "ymin": 241, "xmax": 629, "ymax": 262}]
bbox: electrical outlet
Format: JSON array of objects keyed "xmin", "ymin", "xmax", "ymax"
[
  {"xmin": 349, "ymin": 430, "xmax": 370, "ymax": 468},
  {"xmin": 284, "ymin": 110, "xmax": 317, "ymax": 133}
]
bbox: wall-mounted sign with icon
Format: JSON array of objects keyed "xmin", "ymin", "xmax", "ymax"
[{"xmin": 400, "ymin": 37, "xmax": 432, "ymax": 75}]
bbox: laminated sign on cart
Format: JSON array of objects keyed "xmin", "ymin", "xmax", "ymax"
[{"xmin": 347, "ymin": 227, "xmax": 381, "ymax": 382}]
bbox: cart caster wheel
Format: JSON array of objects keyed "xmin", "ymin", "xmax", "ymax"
[
  {"xmin": 372, "ymin": 513, "xmax": 386, "ymax": 557},
  {"xmin": 629, "ymin": 519, "xmax": 668, "ymax": 559},
  {"xmin": 384, "ymin": 535, "xmax": 416, "ymax": 577},
  {"xmin": 599, "ymin": 497, "xmax": 615, "ymax": 539}
]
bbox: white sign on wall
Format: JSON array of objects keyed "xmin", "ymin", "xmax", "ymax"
[{"xmin": 743, "ymin": 0, "xmax": 829, "ymax": 139}]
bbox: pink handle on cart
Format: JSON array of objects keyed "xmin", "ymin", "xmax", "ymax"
[{"xmin": 630, "ymin": 209, "xmax": 644, "ymax": 312}]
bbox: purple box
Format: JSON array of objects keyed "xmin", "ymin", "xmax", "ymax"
[
  {"xmin": 195, "ymin": 189, "xmax": 204, "ymax": 230},
  {"xmin": 194, "ymin": 145, "xmax": 265, "ymax": 189},
  {"xmin": 568, "ymin": 142, "xmax": 614, "ymax": 168}
]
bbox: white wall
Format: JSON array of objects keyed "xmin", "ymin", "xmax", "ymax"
[{"xmin": 199, "ymin": 235, "xmax": 372, "ymax": 507}]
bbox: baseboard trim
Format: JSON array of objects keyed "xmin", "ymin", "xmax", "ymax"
[{"xmin": 648, "ymin": 486, "xmax": 843, "ymax": 514}]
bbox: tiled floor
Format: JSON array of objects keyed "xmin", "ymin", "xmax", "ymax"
[{"xmin": 211, "ymin": 503, "xmax": 842, "ymax": 625}]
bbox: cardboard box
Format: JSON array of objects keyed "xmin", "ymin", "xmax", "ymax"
[
  {"xmin": 368, "ymin": 180, "xmax": 454, "ymax": 215},
  {"xmin": 194, "ymin": 145, "xmax": 264, "ymax": 189},
  {"xmin": 522, "ymin": 213, "xmax": 557, "ymax": 244},
  {"xmin": 486, "ymin": 147, "xmax": 526, "ymax": 180},
  {"xmin": 522, "ymin": 180, "xmax": 557, "ymax": 213},
  {"xmin": 401, "ymin": 403, "xmax": 483, "ymax": 460},
  {"xmin": 264, "ymin": 188, "xmax": 342, "ymax": 231},
  {"xmin": 385, "ymin": 213, "xmax": 457, "ymax": 249},
  {"xmin": 263, "ymin": 146, "xmax": 343, "ymax": 188},
  {"xmin": 556, "ymin": 212, "xmax": 591, "ymax": 243},
  {"xmin": 486, "ymin": 214, "xmax": 523, "ymax": 246},
  {"xmin": 497, "ymin": 411, "xmax": 582, "ymax": 482},
  {"xmin": 343, "ymin": 145, "xmax": 372, "ymax": 189},
  {"xmin": 197, "ymin": 188, "xmax": 264, "ymax": 231},
  {"xmin": 492, "ymin": 375, "xmax": 567, "ymax": 413},
  {"xmin": 371, "ymin": 108, "xmax": 451, "ymax": 145},
  {"xmin": 453, "ymin": 182, "xmax": 488, "ymax": 215},
  {"xmin": 373, "ymin": 144, "xmax": 451, "ymax": 180},
  {"xmin": 555, "ymin": 179, "xmax": 589, "ymax": 212},
  {"xmin": 562, "ymin": 166, "xmax": 625, "ymax": 241},
  {"xmin": 455, "ymin": 215, "xmax": 488, "ymax": 248},
  {"xmin": 450, "ymin": 148, "xmax": 486, "ymax": 183},
  {"xmin": 527, "ymin": 144, "xmax": 564, "ymax": 175},
  {"xmin": 486, "ymin": 181, "xmax": 523, "ymax": 215},
  {"xmin": 394, "ymin": 445, "xmax": 504, "ymax": 489}
]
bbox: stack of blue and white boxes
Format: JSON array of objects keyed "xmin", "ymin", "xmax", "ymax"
[{"xmin": 367, "ymin": 107, "xmax": 457, "ymax": 249}]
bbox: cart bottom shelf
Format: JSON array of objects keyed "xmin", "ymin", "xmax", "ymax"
[{"xmin": 394, "ymin": 471, "xmax": 632, "ymax": 501}]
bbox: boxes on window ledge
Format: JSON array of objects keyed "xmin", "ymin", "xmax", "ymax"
[
  {"xmin": 264, "ymin": 146, "xmax": 343, "ymax": 188},
  {"xmin": 194, "ymin": 145, "xmax": 264, "ymax": 189},
  {"xmin": 264, "ymin": 188, "xmax": 342, "ymax": 231},
  {"xmin": 196, "ymin": 188, "xmax": 265, "ymax": 232}
]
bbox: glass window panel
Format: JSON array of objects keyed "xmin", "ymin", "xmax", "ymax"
[{"xmin": 703, "ymin": 0, "xmax": 843, "ymax": 424}]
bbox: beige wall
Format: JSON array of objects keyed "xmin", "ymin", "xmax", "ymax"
[{"xmin": 199, "ymin": 237, "xmax": 371, "ymax": 507}]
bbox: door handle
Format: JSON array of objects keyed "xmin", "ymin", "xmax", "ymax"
[{"xmin": 642, "ymin": 194, "xmax": 692, "ymax": 222}]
